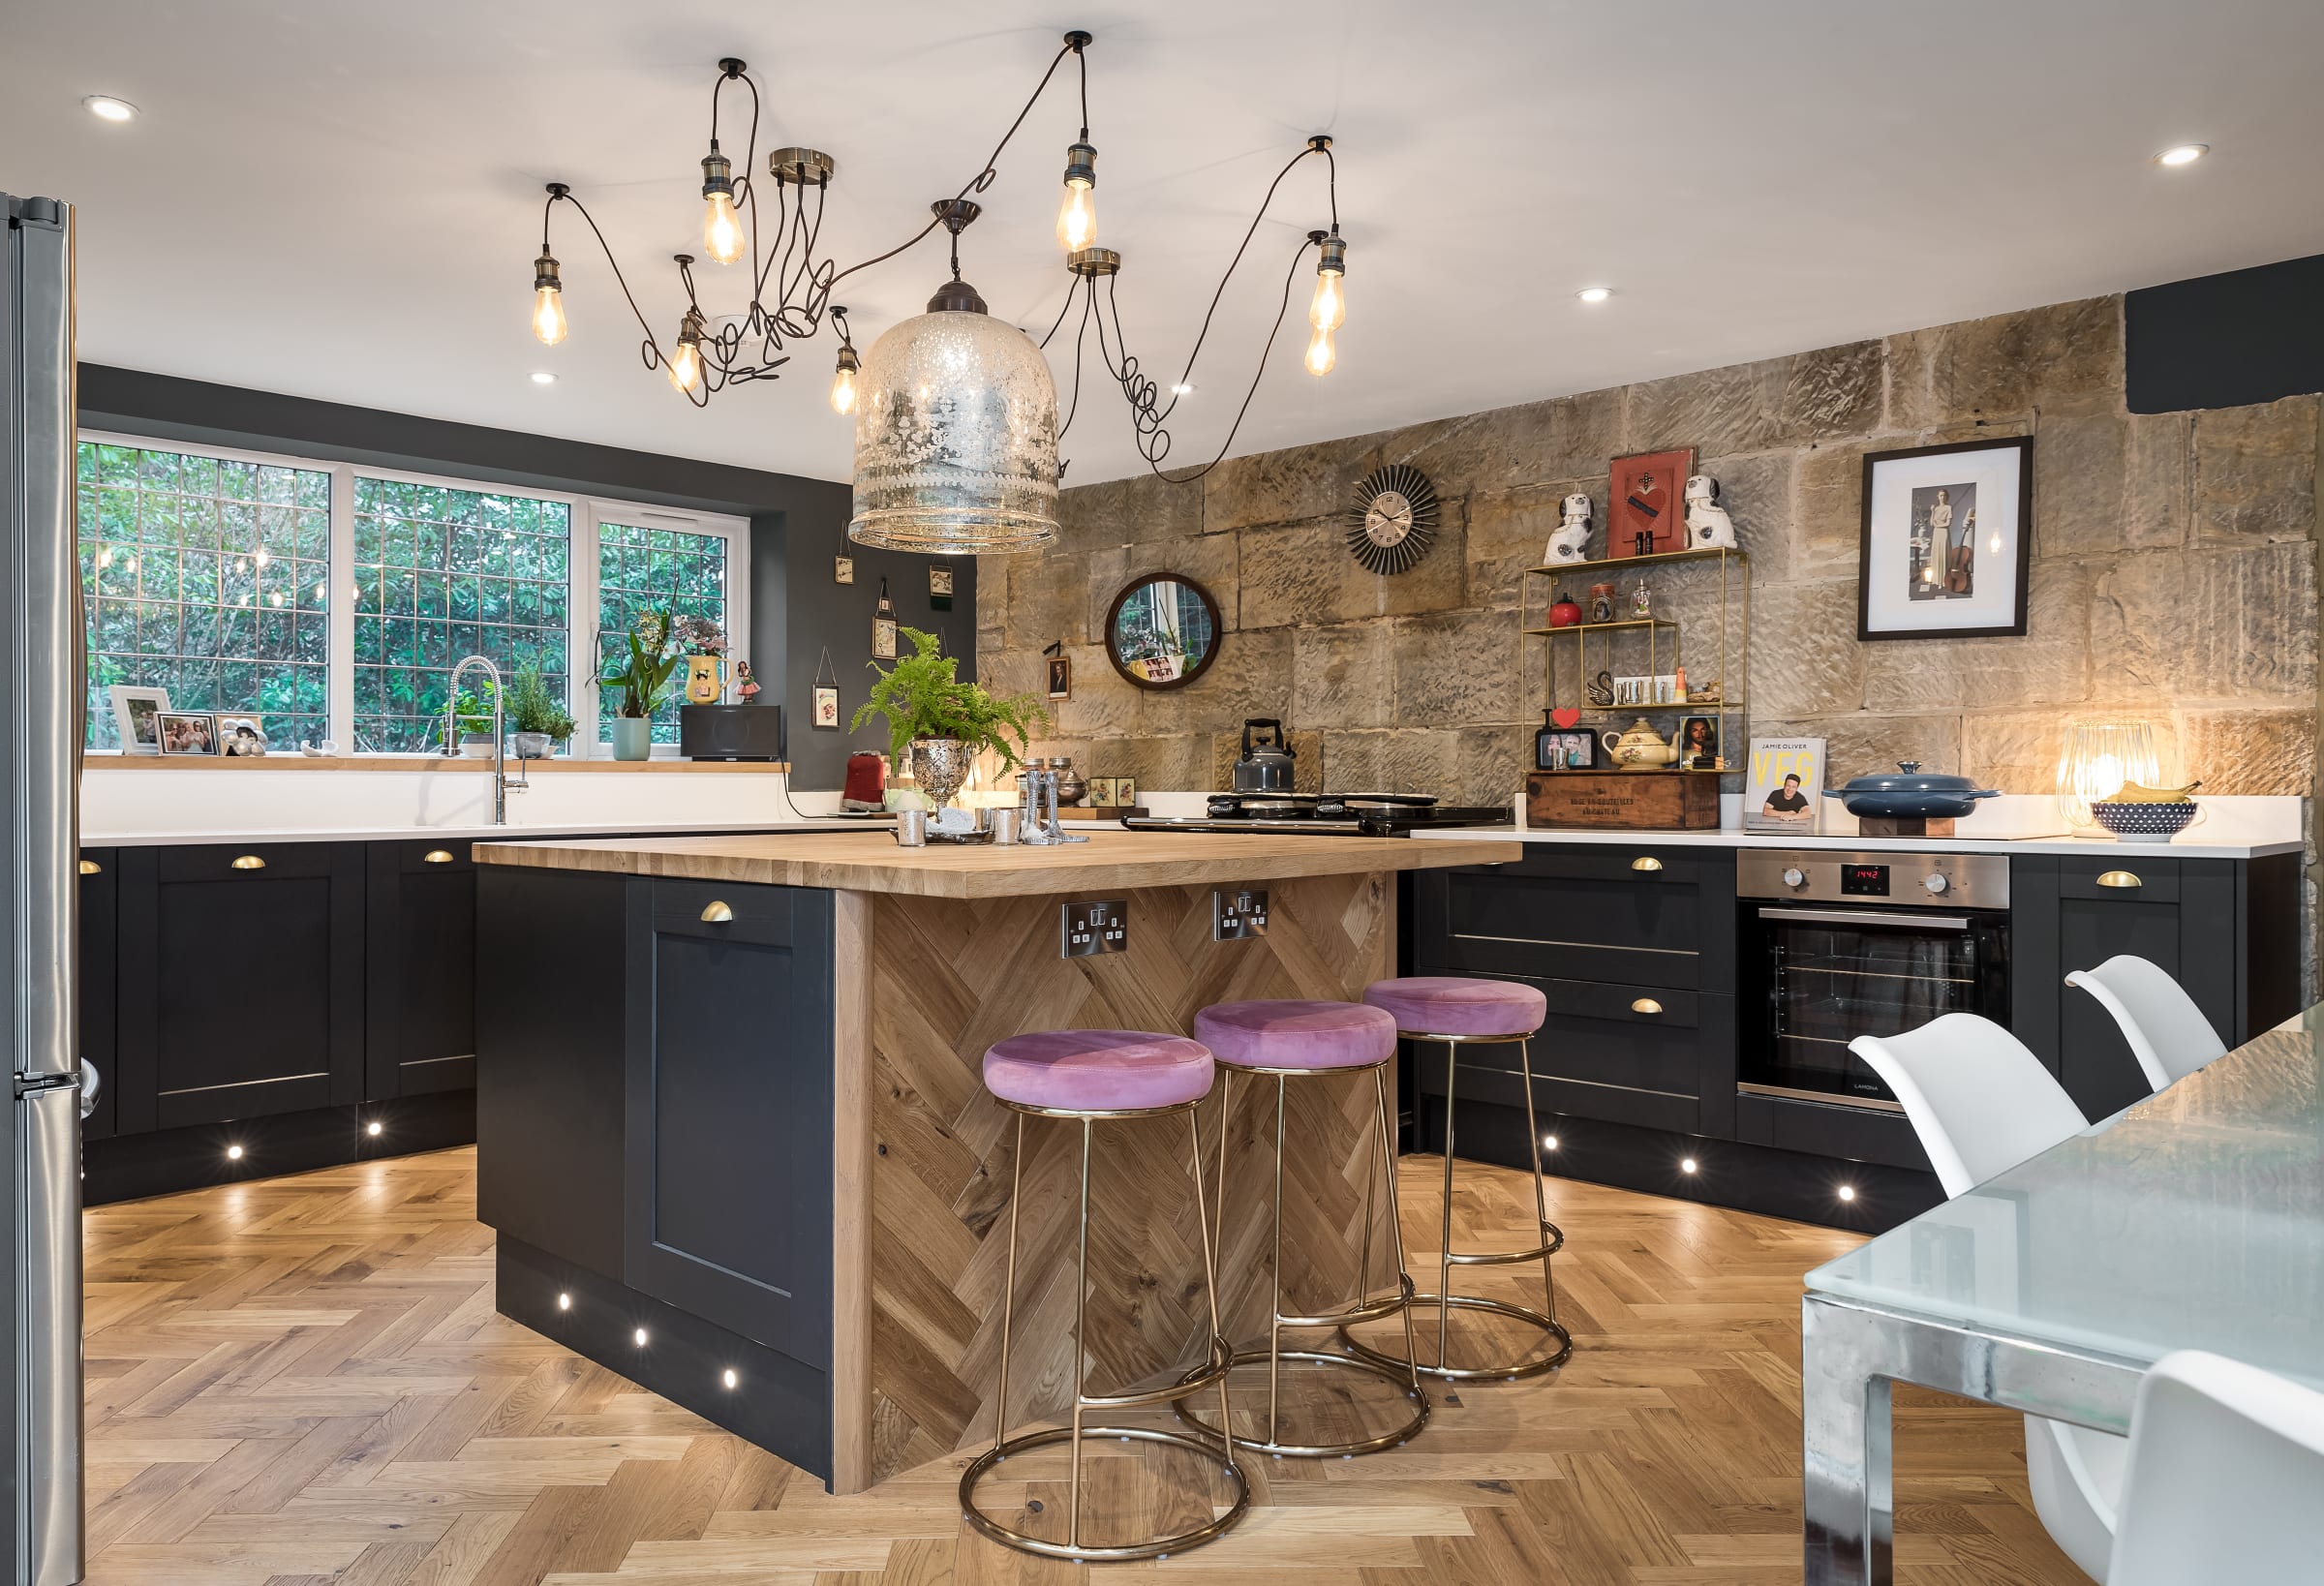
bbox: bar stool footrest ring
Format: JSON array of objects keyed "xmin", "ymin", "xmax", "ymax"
[
  {"xmin": 1172, "ymin": 1347, "xmax": 1430, "ymax": 1457},
  {"xmin": 1444, "ymin": 1218, "xmax": 1564, "ymax": 1268},
  {"xmin": 1339, "ymin": 1293, "xmax": 1574, "ymax": 1382},
  {"xmin": 960, "ymin": 1424, "xmax": 1250, "ymax": 1563}
]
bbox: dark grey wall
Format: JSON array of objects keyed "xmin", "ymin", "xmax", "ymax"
[
  {"xmin": 75, "ymin": 365, "xmax": 972, "ymax": 787},
  {"xmin": 2125, "ymin": 252, "xmax": 2324, "ymax": 413}
]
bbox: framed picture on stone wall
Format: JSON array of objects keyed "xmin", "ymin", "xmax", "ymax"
[{"xmin": 1858, "ymin": 436, "xmax": 2033, "ymax": 640}]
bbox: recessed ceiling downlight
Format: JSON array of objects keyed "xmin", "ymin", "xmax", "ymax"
[
  {"xmin": 531, "ymin": 372, "xmax": 558, "ymax": 385},
  {"xmin": 83, "ymin": 95, "xmax": 139, "ymax": 123},
  {"xmin": 1576, "ymin": 287, "xmax": 1613, "ymax": 303},
  {"xmin": 2155, "ymin": 143, "xmax": 2209, "ymax": 168}
]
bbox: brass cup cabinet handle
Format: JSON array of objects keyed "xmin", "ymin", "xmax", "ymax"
[
  {"xmin": 230, "ymin": 854, "xmax": 266, "ymax": 870},
  {"xmin": 1631, "ymin": 997, "xmax": 1663, "ymax": 1015},
  {"xmin": 700, "ymin": 900, "xmax": 735, "ymax": 923},
  {"xmin": 77, "ymin": 859, "xmax": 101, "ymax": 876},
  {"xmin": 422, "ymin": 849, "xmax": 455, "ymax": 864},
  {"xmin": 2095, "ymin": 870, "xmax": 2142, "ymax": 889},
  {"xmin": 1631, "ymin": 856, "xmax": 1664, "ymax": 873}
]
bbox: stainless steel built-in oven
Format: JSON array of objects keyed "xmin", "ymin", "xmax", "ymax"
[{"xmin": 1736, "ymin": 849, "xmax": 2010, "ymax": 1111}]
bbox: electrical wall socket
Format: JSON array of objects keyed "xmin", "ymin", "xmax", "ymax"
[
  {"xmin": 1060, "ymin": 899, "xmax": 1127, "ymax": 959},
  {"xmin": 1212, "ymin": 888, "xmax": 1269, "ymax": 941}
]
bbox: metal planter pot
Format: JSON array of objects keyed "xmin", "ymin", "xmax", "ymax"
[
  {"xmin": 909, "ymin": 737, "xmax": 974, "ymax": 809},
  {"xmin": 510, "ymin": 731, "xmax": 554, "ymax": 760}
]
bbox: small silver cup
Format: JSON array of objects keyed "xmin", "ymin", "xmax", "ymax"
[
  {"xmin": 988, "ymin": 807, "xmax": 1021, "ymax": 845},
  {"xmin": 893, "ymin": 808, "xmax": 929, "ymax": 847}
]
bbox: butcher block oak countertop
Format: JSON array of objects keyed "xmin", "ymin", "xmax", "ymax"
[{"xmin": 470, "ymin": 826, "xmax": 1523, "ymax": 899}]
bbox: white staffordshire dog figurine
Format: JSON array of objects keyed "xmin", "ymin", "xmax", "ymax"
[
  {"xmin": 1544, "ymin": 493, "xmax": 1594, "ymax": 563},
  {"xmin": 1685, "ymin": 474, "xmax": 1736, "ymax": 549}
]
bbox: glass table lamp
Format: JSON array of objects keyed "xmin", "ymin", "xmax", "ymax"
[{"xmin": 2056, "ymin": 718, "xmax": 2165, "ymax": 831}]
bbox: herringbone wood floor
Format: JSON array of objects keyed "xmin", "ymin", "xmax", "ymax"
[{"xmin": 82, "ymin": 1147, "xmax": 2089, "ymax": 1585}]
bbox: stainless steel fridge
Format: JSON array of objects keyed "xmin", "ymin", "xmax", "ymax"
[{"xmin": 3, "ymin": 193, "xmax": 87, "ymax": 1586}]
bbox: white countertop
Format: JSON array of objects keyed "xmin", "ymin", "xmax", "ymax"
[
  {"xmin": 1408, "ymin": 794, "xmax": 2303, "ymax": 860},
  {"xmin": 85, "ymin": 816, "xmax": 890, "ymax": 848}
]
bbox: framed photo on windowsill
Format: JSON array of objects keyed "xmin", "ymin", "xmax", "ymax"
[
  {"xmin": 1858, "ymin": 436, "xmax": 2033, "ymax": 640},
  {"xmin": 108, "ymin": 686, "xmax": 170, "ymax": 754}
]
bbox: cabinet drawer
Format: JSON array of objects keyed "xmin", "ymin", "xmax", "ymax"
[
  {"xmin": 2060, "ymin": 856, "xmax": 2180, "ymax": 902},
  {"xmin": 651, "ymin": 879, "xmax": 797, "ymax": 946},
  {"xmin": 156, "ymin": 841, "xmax": 338, "ymax": 882}
]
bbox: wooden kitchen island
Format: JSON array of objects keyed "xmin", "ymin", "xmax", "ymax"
[{"xmin": 471, "ymin": 827, "xmax": 1519, "ymax": 1492}]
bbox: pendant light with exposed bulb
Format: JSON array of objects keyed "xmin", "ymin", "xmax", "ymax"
[
  {"xmin": 827, "ymin": 307, "xmax": 860, "ymax": 414},
  {"xmin": 1054, "ymin": 32, "xmax": 1098, "ymax": 253}
]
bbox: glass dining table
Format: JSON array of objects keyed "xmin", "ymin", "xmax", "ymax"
[{"xmin": 1800, "ymin": 1005, "xmax": 2324, "ymax": 1584}]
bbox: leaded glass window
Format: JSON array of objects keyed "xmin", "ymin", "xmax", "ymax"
[
  {"xmin": 352, "ymin": 477, "xmax": 571, "ymax": 751},
  {"xmin": 77, "ymin": 441, "xmax": 330, "ymax": 749},
  {"xmin": 596, "ymin": 520, "xmax": 728, "ymax": 745}
]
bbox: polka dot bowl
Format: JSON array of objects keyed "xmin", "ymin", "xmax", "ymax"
[{"xmin": 2091, "ymin": 801, "xmax": 2200, "ymax": 842}]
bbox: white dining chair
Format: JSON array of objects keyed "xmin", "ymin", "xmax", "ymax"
[
  {"xmin": 2064, "ymin": 955, "xmax": 2227, "ymax": 1093},
  {"xmin": 1850, "ymin": 1014, "xmax": 2121, "ymax": 1583},
  {"xmin": 2106, "ymin": 1351, "xmax": 2324, "ymax": 1586}
]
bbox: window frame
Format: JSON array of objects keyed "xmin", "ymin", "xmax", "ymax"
[{"xmin": 78, "ymin": 430, "xmax": 751, "ymax": 758}]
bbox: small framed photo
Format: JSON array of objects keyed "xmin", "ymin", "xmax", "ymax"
[
  {"xmin": 929, "ymin": 563, "xmax": 954, "ymax": 611},
  {"xmin": 811, "ymin": 686, "xmax": 841, "ymax": 729},
  {"xmin": 157, "ymin": 711, "xmax": 219, "ymax": 756},
  {"xmin": 108, "ymin": 686, "xmax": 170, "ymax": 754},
  {"xmin": 217, "ymin": 715, "xmax": 270, "ymax": 757},
  {"xmin": 1046, "ymin": 655, "xmax": 1073, "ymax": 700},
  {"xmin": 1088, "ymin": 777, "xmax": 1119, "ymax": 808},
  {"xmin": 834, "ymin": 555, "xmax": 855, "ymax": 585},
  {"xmin": 1859, "ymin": 436, "xmax": 2033, "ymax": 640},
  {"xmin": 872, "ymin": 616, "xmax": 898, "ymax": 661},
  {"xmin": 1676, "ymin": 715, "xmax": 1719, "ymax": 768},
  {"xmin": 1536, "ymin": 729, "xmax": 1600, "ymax": 772},
  {"xmin": 1115, "ymin": 776, "xmax": 1136, "ymax": 808}
]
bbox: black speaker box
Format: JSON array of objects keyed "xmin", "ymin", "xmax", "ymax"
[{"xmin": 679, "ymin": 704, "xmax": 784, "ymax": 761}]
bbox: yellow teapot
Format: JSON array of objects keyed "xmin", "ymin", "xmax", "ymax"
[{"xmin": 1602, "ymin": 717, "xmax": 1679, "ymax": 770}]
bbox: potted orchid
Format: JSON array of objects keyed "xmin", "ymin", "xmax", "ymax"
[
  {"xmin": 598, "ymin": 606, "xmax": 682, "ymax": 760},
  {"xmin": 672, "ymin": 612, "xmax": 730, "ymax": 705}
]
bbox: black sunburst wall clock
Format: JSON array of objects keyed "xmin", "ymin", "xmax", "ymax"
[{"xmin": 1347, "ymin": 464, "xmax": 1439, "ymax": 575}]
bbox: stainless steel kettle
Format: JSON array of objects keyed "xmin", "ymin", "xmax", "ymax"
[{"xmin": 1234, "ymin": 718, "xmax": 1297, "ymax": 793}]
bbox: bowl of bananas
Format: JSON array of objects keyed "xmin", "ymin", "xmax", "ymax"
[{"xmin": 2090, "ymin": 781, "xmax": 2202, "ymax": 842}]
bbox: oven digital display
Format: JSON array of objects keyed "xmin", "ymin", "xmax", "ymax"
[{"xmin": 1840, "ymin": 864, "xmax": 1891, "ymax": 897}]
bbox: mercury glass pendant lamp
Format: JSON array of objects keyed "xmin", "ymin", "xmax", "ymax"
[{"xmin": 847, "ymin": 204, "xmax": 1059, "ymax": 554}]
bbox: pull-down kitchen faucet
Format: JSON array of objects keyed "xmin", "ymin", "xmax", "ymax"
[{"xmin": 447, "ymin": 655, "xmax": 527, "ymax": 825}]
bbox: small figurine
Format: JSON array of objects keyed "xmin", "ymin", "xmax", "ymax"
[
  {"xmin": 1630, "ymin": 580, "xmax": 1652, "ymax": 620},
  {"xmin": 734, "ymin": 659, "xmax": 762, "ymax": 703},
  {"xmin": 1544, "ymin": 493, "xmax": 1593, "ymax": 563},
  {"xmin": 1685, "ymin": 474, "xmax": 1737, "ymax": 549}
]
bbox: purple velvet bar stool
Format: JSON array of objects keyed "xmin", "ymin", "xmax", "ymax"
[
  {"xmin": 957, "ymin": 1029, "xmax": 1249, "ymax": 1564},
  {"xmin": 1173, "ymin": 998, "xmax": 1430, "ymax": 1459},
  {"xmin": 1341, "ymin": 976, "xmax": 1574, "ymax": 1382}
]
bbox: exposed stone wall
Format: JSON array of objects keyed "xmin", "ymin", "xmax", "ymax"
[{"xmin": 977, "ymin": 294, "xmax": 2322, "ymax": 809}]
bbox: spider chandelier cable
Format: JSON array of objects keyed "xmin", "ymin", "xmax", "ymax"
[{"xmin": 527, "ymin": 30, "xmax": 1351, "ymax": 494}]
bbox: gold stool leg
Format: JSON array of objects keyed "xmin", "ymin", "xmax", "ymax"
[
  {"xmin": 1343, "ymin": 1027, "xmax": 1573, "ymax": 1383},
  {"xmin": 1067, "ymin": 1117, "xmax": 1092, "ymax": 1550},
  {"xmin": 1267, "ymin": 1074, "xmax": 1287, "ymax": 1447},
  {"xmin": 992, "ymin": 1113, "xmax": 1024, "ymax": 1452},
  {"xmin": 1373, "ymin": 1063, "xmax": 1424, "ymax": 1391},
  {"xmin": 1185, "ymin": 1109, "xmax": 1237, "ymax": 1465}
]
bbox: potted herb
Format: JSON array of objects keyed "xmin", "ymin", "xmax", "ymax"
[
  {"xmin": 505, "ymin": 662, "xmax": 576, "ymax": 759},
  {"xmin": 850, "ymin": 625, "xmax": 1044, "ymax": 810},
  {"xmin": 598, "ymin": 607, "xmax": 681, "ymax": 761},
  {"xmin": 448, "ymin": 680, "xmax": 498, "ymax": 758}
]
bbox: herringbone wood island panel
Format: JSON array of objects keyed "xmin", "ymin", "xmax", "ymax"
[{"xmin": 80, "ymin": 1147, "xmax": 2087, "ymax": 1584}]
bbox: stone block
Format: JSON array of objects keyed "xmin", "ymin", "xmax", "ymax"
[
  {"xmin": 1886, "ymin": 296, "xmax": 2120, "ymax": 429},
  {"xmin": 1318, "ymin": 730, "xmax": 1388, "ymax": 793},
  {"xmin": 2191, "ymin": 396, "xmax": 2318, "ymax": 545},
  {"xmin": 1055, "ymin": 469, "xmax": 1203, "ymax": 546},
  {"xmin": 1794, "ymin": 437, "xmax": 1910, "ymax": 584},
  {"xmin": 1754, "ymin": 713, "xmax": 1966, "ymax": 788},
  {"xmin": 1373, "ymin": 728, "xmax": 1461, "ymax": 798},
  {"xmin": 1454, "ymin": 724, "xmax": 1530, "ymax": 808},
  {"xmin": 2091, "ymin": 542, "xmax": 2314, "ymax": 703},
  {"xmin": 1630, "ymin": 340, "xmax": 1882, "ymax": 457},
  {"xmin": 1293, "ymin": 625, "xmax": 1392, "ymax": 729},
  {"xmin": 1110, "ymin": 733, "xmax": 1212, "ymax": 794},
  {"xmin": 1391, "ymin": 612, "xmax": 1523, "ymax": 729},
  {"xmin": 1695, "ymin": 451, "xmax": 1795, "ymax": 581},
  {"xmin": 1005, "ymin": 549, "xmax": 1090, "ymax": 652},
  {"xmin": 2122, "ymin": 411, "xmax": 2190, "ymax": 550},
  {"xmin": 1371, "ymin": 386, "xmax": 1627, "ymax": 496},
  {"xmin": 2179, "ymin": 707, "xmax": 2314, "ymax": 796},
  {"xmin": 1047, "ymin": 644, "xmax": 1140, "ymax": 738},
  {"xmin": 1237, "ymin": 522, "xmax": 1377, "ymax": 629},
  {"xmin": 1959, "ymin": 711, "xmax": 2067, "ymax": 794},
  {"xmin": 1202, "ymin": 437, "xmax": 1352, "ymax": 533},
  {"xmin": 1860, "ymin": 559, "xmax": 2093, "ymax": 713},
  {"xmin": 1746, "ymin": 580, "xmax": 1865, "ymax": 717},
  {"xmin": 1136, "ymin": 626, "xmax": 1292, "ymax": 736},
  {"xmin": 2032, "ymin": 408, "xmax": 2125, "ymax": 560}
]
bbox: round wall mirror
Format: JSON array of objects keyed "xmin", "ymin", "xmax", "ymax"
[{"xmin": 1104, "ymin": 572, "xmax": 1222, "ymax": 689}]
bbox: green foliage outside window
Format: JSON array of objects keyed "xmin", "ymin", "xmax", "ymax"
[{"xmin": 597, "ymin": 522, "xmax": 725, "ymax": 745}]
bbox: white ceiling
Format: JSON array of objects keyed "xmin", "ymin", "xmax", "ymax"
[{"xmin": 11, "ymin": 0, "xmax": 2324, "ymax": 488}]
